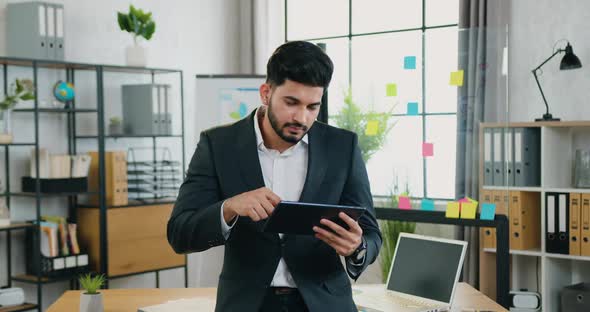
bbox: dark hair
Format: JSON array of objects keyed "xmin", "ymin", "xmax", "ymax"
[{"xmin": 266, "ymin": 41, "xmax": 334, "ymax": 90}]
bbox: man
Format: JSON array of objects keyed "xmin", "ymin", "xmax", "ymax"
[{"xmin": 168, "ymin": 41, "xmax": 381, "ymax": 312}]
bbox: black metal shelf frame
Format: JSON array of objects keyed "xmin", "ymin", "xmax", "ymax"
[
  {"xmin": 375, "ymin": 207, "xmax": 510, "ymax": 309},
  {"xmin": 1, "ymin": 57, "xmax": 188, "ymax": 310}
]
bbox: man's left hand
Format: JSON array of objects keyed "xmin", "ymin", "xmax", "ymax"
[{"xmin": 313, "ymin": 212, "xmax": 363, "ymax": 257}]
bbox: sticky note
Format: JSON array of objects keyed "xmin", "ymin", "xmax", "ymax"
[
  {"xmin": 458, "ymin": 197, "xmax": 470, "ymax": 203},
  {"xmin": 422, "ymin": 142, "xmax": 434, "ymax": 157},
  {"xmin": 404, "ymin": 56, "xmax": 416, "ymax": 69},
  {"xmin": 446, "ymin": 202, "xmax": 460, "ymax": 218},
  {"xmin": 421, "ymin": 199, "xmax": 435, "ymax": 211},
  {"xmin": 365, "ymin": 120, "xmax": 379, "ymax": 136},
  {"xmin": 450, "ymin": 70, "xmax": 464, "ymax": 86},
  {"xmin": 460, "ymin": 202, "xmax": 477, "ymax": 219},
  {"xmin": 386, "ymin": 83, "xmax": 397, "ymax": 97},
  {"xmin": 398, "ymin": 196, "xmax": 411, "ymax": 209},
  {"xmin": 239, "ymin": 102, "xmax": 248, "ymax": 117},
  {"xmin": 480, "ymin": 203, "xmax": 496, "ymax": 220},
  {"xmin": 407, "ymin": 102, "xmax": 419, "ymax": 115}
]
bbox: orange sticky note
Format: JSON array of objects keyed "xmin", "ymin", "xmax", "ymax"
[
  {"xmin": 365, "ymin": 120, "xmax": 379, "ymax": 136},
  {"xmin": 450, "ymin": 70, "xmax": 464, "ymax": 86},
  {"xmin": 386, "ymin": 83, "xmax": 397, "ymax": 97},
  {"xmin": 446, "ymin": 202, "xmax": 460, "ymax": 218},
  {"xmin": 460, "ymin": 202, "xmax": 477, "ymax": 219},
  {"xmin": 398, "ymin": 196, "xmax": 411, "ymax": 209}
]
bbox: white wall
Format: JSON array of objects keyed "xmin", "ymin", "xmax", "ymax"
[
  {"xmin": 508, "ymin": 0, "xmax": 590, "ymax": 122},
  {"xmin": 0, "ymin": 0, "xmax": 247, "ymax": 309}
]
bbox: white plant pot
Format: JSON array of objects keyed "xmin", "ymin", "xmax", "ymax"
[
  {"xmin": 125, "ymin": 44, "xmax": 147, "ymax": 67},
  {"xmin": 80, "ymin": 292, "xmax": 104, "ymax": 312}
]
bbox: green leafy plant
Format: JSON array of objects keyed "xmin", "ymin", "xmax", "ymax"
[
  {"xmin": 0, "ymin": 79, "xmax": 34, "ymax": 111},
  {"xmin": 79, "ymin": 273, "xmax": 106, "ymax": 295},
  {"xmin": 379, "ymin": 181, "xmax": 416, "ymax": 282},
  {"xmin": 117, "ymin": 5, "xmax": 156, "ymax": 44},
  {"xmin": 333, "ymin": 88, "xmax": 396, "ymax": 163}
]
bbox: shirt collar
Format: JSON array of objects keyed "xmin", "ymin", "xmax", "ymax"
[{"xmin": 253, "ymin": 107, "xmax": 308, "ymax": 152}]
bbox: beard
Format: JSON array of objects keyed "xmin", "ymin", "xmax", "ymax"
[{"xmin": 267, "ymin": 96, "xmax": 309, "ymax": 144}]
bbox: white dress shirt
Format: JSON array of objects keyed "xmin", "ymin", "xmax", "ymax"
[{"xmin": 220, "ymin": 107, "xmax": 308, "ymax": 288}]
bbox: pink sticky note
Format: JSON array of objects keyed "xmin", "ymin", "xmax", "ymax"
[
  {"xmin": 458, "ymin": 198, "xmax": 470, "ymax": 203},
  {"xmin": 398, "ymin": 196, "xmax": 411, "ymax": 209},
  {"xmin": 422, "ymin": 143, "xmax": 434, "ymax": 157}
]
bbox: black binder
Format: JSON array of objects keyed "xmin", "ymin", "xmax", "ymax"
[{"xmin": 546, "ymin": 192, "xmax": 569, "ymax": 254}]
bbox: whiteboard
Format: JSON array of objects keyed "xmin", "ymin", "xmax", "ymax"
[{"xmin": 195, "ymin": 75, "xmax": 265, "ymax": 136}]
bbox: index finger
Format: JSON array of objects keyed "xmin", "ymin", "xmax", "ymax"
[
  {"xmin": 264, "ymin": 190, "xmax": 281, "ymax": 206},
  {"xmin": 339, "ymin": 212, "xmax": 362, "ymax": 235}
]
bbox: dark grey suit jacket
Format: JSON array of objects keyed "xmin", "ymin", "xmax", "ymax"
[{"xmin": 167, "ymin": 110, "xmax": 382, "ymax": 311}]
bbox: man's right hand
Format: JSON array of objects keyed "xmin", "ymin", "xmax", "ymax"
[{"xmin": 223, "ymin": 187, "xmax": 281, "ymax": 223}]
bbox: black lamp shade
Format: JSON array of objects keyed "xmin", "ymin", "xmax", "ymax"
[{"xmin": 560, "ymin": 43, "xmax": 582, "ymax": 70}]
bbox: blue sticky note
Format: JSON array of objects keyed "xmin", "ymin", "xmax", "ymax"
[
  {"xmin": 480, "ymin": 203, "xmax": 496, "ymax": 220},
  {"xmin": 404, "ymin": 56, "xmax": 416, "ymax": 70},
  {"xmin": 407, "ymin": 102, "xmax": 419, "ymax": 115},
  {"xmin": 421, "ymin": 199, "xmax": 435, "ymax": 211},
  {"xmin": 239, "ymin": 102, "xmax": 248, "ymax": 117}
]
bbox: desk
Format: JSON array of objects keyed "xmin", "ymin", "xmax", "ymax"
[{"xmin": 47, "ymin": 283, "xmax": 507, "ymax": 312}]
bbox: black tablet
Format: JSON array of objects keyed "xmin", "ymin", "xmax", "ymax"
[{"xmin": 262, "ymin": 201, "xmax": 366, "ymax": 235}]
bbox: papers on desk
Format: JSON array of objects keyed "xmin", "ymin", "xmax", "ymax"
[{"xmin": 137, "ymin": 297, "xmax": 216, "ymax": 312}]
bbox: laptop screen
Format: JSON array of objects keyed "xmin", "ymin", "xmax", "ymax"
[{"xmin": 387, "ymin": 234, "xmax": 465, "ymax": 303}]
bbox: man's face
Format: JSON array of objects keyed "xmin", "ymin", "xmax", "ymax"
[{"xmin": 263, "ymin": 80, "xmax": 323, "ymax": 144}]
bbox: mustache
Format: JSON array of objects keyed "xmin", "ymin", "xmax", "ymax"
[{"xmin": 283, "ymin": 123, "xmax": 307, "ymax": 131}]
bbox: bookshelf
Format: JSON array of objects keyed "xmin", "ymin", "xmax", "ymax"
[
  {"xmin": 479, "ymin": 121, "xmax": 590, "ymax": 312},
  {"xmin": 0, "ymin": 56, "xmax": 186, "ymax": 311}
]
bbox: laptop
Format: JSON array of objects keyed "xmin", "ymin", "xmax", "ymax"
[{"xmin": 358, "ymin": 233, "xmax": 467, "ymax": 312}]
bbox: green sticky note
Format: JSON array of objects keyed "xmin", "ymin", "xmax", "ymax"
[
  {"xmin": 386, "ymin": 83, "xmax": 397, "ymax": 97},
  {"xmin": 450, "ymin": 70, "xmax": 464, "ymax": 86},
  {"xmin": 446, "ymin": 202, "xmax": 460, "ymax": 218},
  {"xmin": 365, "ymin": 120, "xmax": 379, "ymax": 136},
  {"xmin": 460, "ymin": 202, "xmax": 477, "ymax": 219}
]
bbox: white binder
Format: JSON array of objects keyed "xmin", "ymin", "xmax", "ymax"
[
  {"xmin": 484, "ymin": 128, "xmax": 493, "ymax": 185},
  {"xmin": 493, "ymin": 128, "xmax": 505, "ymax": 186}
]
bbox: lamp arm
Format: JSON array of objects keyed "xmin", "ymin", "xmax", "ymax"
[
  {"xmin": 533, "ymin": 49, "xmax": 564, "ymax": 71},
  {"xmin": 531, "ymin": 49, "xmax": 565, "ymax": 117},
  {"xmin": 532, "ymin": 69, "xmax": 550, "ymax": 116}
]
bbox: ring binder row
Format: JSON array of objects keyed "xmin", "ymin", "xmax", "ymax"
[
  {"xmin": 122, "ymin": 84, "xmax": 173, "ymax": 136},
  {"xmin": 546, "ymin": 192, "xmax": 590, "ymax": 256},
  {"xmin": 6, "ymin": 1, "xmax": 65, "ymax": 60},
  {"xmin": 481, "ymin": 189, "xmax": 541, "ymax": 251},
  {"xmin": 483, "ymin": 127, "xmax": 541, "ymax": 187}
]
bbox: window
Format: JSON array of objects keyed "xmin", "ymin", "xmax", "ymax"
[{"xmin": 286, "ymin": 0, "xmax": 459, "ymax": 200}]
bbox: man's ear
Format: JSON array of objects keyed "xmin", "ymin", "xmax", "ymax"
[{"xmin": 259, "ymin": 83, "xmax": 271, "ymax": 105}]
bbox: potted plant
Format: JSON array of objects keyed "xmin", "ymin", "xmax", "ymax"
[
  {"xmin": 79, "ymin": 273, "xmax": 106, "ymax": 312},
  {"xmin": 117, "ymin": 5, "xmax": 156, "ymax": 67},
  {"xmin": 0, "ymin": 78, "xmax": 35, "ymax": 143},
  {"xmin": 333, "ymin": 88, "xmax": 415, "ymax": 282},
  {"xmin": 109, "ymin": 116, "xmax": 123, "ymax": 135},
  {"xmin": 380, "ymin": 183, "xmax": 416, "ymax": 282},
  {"xmin": 333, "ymin": 88, "xmax": 396, "ymax": 162}
]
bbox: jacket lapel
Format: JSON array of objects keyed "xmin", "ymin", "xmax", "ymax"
[
  {"xmin": 299, "ymin": 123, "xmax": 328, "ymax": 203},
  {"xmin": 236, "ymin": 110, "xmax": 266, "ymax": 191}
]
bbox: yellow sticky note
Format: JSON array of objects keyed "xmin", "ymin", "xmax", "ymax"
[
  {"xmin": 365, "ymin": 120, "xmax": 379, "ymax": 136},
  {"xmin": 460, "ymin": 202, "xmax": 477, "ymax": 219},
  {"xmin": 386, "ymin": 83, "xmax": 397, "ymax": 97},
  {"xmin": 450, "ymin": 70, "xmax": 464, "ymax": 86},
  {"xmin": 446, "ymin": 202, "xmax": 460, "ymax": 218}
]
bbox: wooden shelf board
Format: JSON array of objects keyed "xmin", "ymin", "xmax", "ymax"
[{"xmin": 0, "ymin": 303, "xmax": 38, "ymax": 312}]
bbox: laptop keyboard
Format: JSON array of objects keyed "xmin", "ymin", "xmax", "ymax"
[{"xmin": 385, "ymin": 292, "xmax": 437, "ymax": 308}]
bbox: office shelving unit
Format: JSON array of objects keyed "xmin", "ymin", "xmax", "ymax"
[
  {"xmin": 479, "ymin": 120, "xmax": 590, "ymax": 312},
  {"xmin": 0, "ymin": 57, "xmax": 187, "ymax": 311}
]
